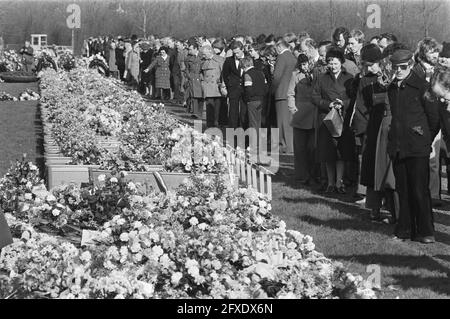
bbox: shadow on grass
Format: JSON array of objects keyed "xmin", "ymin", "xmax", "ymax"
[{"xmin": 331, "ymin": 254, "xmax": 450, "ymax": 297}]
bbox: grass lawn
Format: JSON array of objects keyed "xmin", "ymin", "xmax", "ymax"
[
  {"xmin": 272, "ymin": 159, "xmax": 450, "ymax": 299},
  {"xmin": 0, "ymin": 82, "xmax": 43, "ymax": 177}
]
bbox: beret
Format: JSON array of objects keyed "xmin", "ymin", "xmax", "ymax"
[
  {"xmin": 390, "ymin": 49, "xmax": 413, "ymax": 64},
  {"xmin": 361, "ymin": 43, "xmax": 382, "ymax": 63}
]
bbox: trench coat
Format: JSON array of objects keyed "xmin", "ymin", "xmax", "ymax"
[
  {"xmin": 201, "ymin": 55, "xmax": 224, "ymax": 98},
  {"xmin": 184, "ymin": 54, "xmax": 203, "ymax": 98}
]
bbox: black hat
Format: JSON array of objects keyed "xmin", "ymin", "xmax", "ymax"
[
  {"xmin": 297, "ymin": 53, "xmax": 309, "ymax": 65},
  {"xmin": 131, "ymin": 34, "xmax": 138, "ymax": 41},
  {"xmin": 361, "ymin": 43, "xmax": 382, "ymax": 63},
  {"xmin": 440, "ymin": 42, "xmax": 450, "ymax": 58},
  {"xmin": 390, "ymin": 49, "xmax": 413, "ymax": 64},
  {"xmin": 326, "ymin": 46, "xmax": 345, "ymax": 64}
]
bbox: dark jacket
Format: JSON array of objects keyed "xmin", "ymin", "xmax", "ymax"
[
  {"xmin": 312, "ymin": 68, "xmax": 355, "ymax": 162},
  {"xmin": 387, "ymin": 71, "xmax": 440, "ymax": 159},
  {"xmin": 357, "ymin": 73, "xmax": 390, "ymax": 187},
  {"xmin": 115, "ymin": 47, "xmax": 125, "ymax": 67},
  {"xmin": 273, "ymin": 49, "xmax": 297, "ymax": 100},
  {"xmin": 243, "ymin": 67, "xmax": 268, "ymax": 102},
  {"xmin": 222, "ymin": 56, "xmax": 243, "ymax": 99}
]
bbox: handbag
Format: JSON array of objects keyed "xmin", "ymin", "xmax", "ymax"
[{"xmin": 323, "ymin": 107, "xmax": 343, "ymax": 138}]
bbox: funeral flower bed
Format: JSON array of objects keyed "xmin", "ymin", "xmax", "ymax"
[
  {"xmin": 0, "ymin": 158, "xmax": 376, "ymax": 299},
  {"xmin": 40, "ymin": 67, "xmax": 226, "ymax": 173}
]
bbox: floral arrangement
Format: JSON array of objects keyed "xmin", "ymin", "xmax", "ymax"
[
  {"xmin": 164, "ymin": 126, "xmax": 228, "ymax": 174},
  {"xmin": 57, "ymin": 51, "xmax": 76, "ymax": 71},
  {"xmin": 0, "ymin": 92, "xmax": 18, "ymax": 101},
  {"xmin": 0, "ymin": 162, "xmax": 376, "ymax": 299},
  {"xmin": 0, "ymin": 50, "xmax": 23, "ymax": 72},
  {"xmin": 19, "ymin": 89, "xmax": 40, "ymax": 101}
]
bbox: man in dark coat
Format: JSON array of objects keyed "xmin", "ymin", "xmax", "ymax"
[
  {"xmin": 19, "ymin": 40, "xmax": 34, "ymax": 72},
  {"xmin": 273, "ymin": 39, "xmax": 297, "ymax": 154},
  {"xmin": 387, "ymin": 49, "xmax": 440, "ymax": 243},
  {"xmin": 222, "ymin": 40, "xmax": 247, "ymax": 129},
  {"xmin": 184, "ymin": 38, "xmax": 203, "ymax": 118}
]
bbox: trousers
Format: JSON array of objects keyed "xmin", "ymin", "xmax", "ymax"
[
  {"xmin": 293, "ymin": 127, "xmax": 316, "ymax": 181},
  {"xmin": 393, "ymin": 155, "xmax": 434, "ymax": 239},
  {"xmin": 228, "ymin": 97, "xmax": 248, "ymax": 129},
  {"xmin": 275, "ymin": 99, "xmax": 293, "ymax": 153}
]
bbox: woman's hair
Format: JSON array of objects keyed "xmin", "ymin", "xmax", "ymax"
[
  {"xmin": 332, "ymin": 27, "xmax": 350, "ymax": 45},
  {"xmin": 415, "ymin": 37, "xmax": 442, "ymax": 63},
  {"xmin": 349, "ymin": 29, "xmax": 365, "ymax": 43},
  {"xmin": 261, "ymin": 44, "xmax": 277, "ymax": 58},
  {"xmin": 256, "ymin": 33, "xmax": 267, "ymax": 44},
  {"xmin": 300, "ymin": 37, "xmax": 319, "ymax": 61},
  {"xmin": 265, "ymin": 34, "xmax": 275, "ymax": 44},
  {"xmin": 212, "ymin": 38, "xmax": 226, "ymax": 53},
  {"xmin": 158, "ymin": 46, "xmax": 168, "ymax": 54}
]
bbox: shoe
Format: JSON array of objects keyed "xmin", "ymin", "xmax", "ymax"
[
  {"xmin": 391, "ymin": 236, "xmax": 407, "ymax": 242},
  {"xmin": 336, "ymin": 185, "xmax": 346, "ymax": 194},
  {"xmin": 413, "ymin": 236, "xmax": 435, "ymax": 244},
  {"xmin": 324, "ymin": 185, "xmax": 336, "ymax": 194}
]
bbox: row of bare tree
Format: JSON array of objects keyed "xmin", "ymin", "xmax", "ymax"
[{"xmin": 0, "ymin": 0, "xmax": 448, "ymax": 51}]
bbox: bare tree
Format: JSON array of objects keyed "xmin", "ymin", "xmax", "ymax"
[{"xmin": 422, "ymin": 0, "xmax": 442, "ymax": 37}]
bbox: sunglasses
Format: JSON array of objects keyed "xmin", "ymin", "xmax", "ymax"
[{"xmin": 392, "ymin": 64, "xmax": 410, "ymax": 71}]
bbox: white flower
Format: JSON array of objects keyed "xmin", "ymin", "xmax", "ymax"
[
  {"xmin": 189, "ymin": 217, "xmax": 199, "ymax": 226},
  {"xmin": 212, "ymin": 260, "xmax": 222, "ymax": 270},
  {"xmin": 188, "ymin": 266, "xmax": 200, "ymax": 277},
  {"xmin": 80, "ymin": 251, "xmax": 91, "ymax": 262},
  {"xmin": 24, "ymin": 193, "xmax": 33, "ymax": 200},
  {"xmin": 97, "ymin": 174, "xmax": 106, "ymax": 182},
  {"xmin": 197, "ymin": 223, "xmax": 208, "ymax": 231},
  {"xmin": 52, "ymin": 208, "xmax": 61, "ymax": 216},
  {"xmin": 29, "ymin": 164, "xmax": 38, "ymax": 171},
  {"xmin": 151, "ymin": 245, "xmax": 164, "ymax": 259},
  {"xmin": 116, "ymin": 218, "xmax": 126, "ymax": 226},
  {"xmin": 127, "ymin": 182, "xmax": 136, "ymax": 191},
  {"xmin": 171, "ymin": 272, "xmax": 183, "ymax": 285},
  {"xmin": 46, "ymin": 194, "xmax": 56, "ymax": 202},
  {"xmin": 110, "ymin": 177, "xmax": 118, "ymax": 183},
  {"xmin": 133, "ymin": 221, "xmax": 143, "ymax": 229},
  {"xmin": 26, "ymin": 181, "xmax": 33, "ymax": 189},
  {"xmin": 119, "ymin": 232, "xmax": 129, "ymax": 242},
  {"xmin": 140, "ymin": 282, "xmax": 154, "ymax": 297}
]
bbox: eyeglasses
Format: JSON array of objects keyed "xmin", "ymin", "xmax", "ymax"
[{"xmin": 392, "ymin": 64, "xmax": 409, "ymax": 71}]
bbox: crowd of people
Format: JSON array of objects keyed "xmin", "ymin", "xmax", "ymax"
[{"xmin": 82, "ymin": 29, "xmax": 450, "ymax": 244}]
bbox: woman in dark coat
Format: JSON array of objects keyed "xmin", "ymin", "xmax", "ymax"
[
  {"xmin": 139, "ymin": 42, "xmax": 154, "ymax": 96},
  {"xmin": 356, "ymin": 44, "xmax": 398, "ymax": 223},
  {"xmin": 312, "ymin": 47, "xmax": 354, "ymax": 193}
]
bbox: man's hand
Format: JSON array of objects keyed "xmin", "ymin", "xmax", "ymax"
[{"xmin": 288, "ymin": 105, "xmax": 298, "ymax": 114}]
